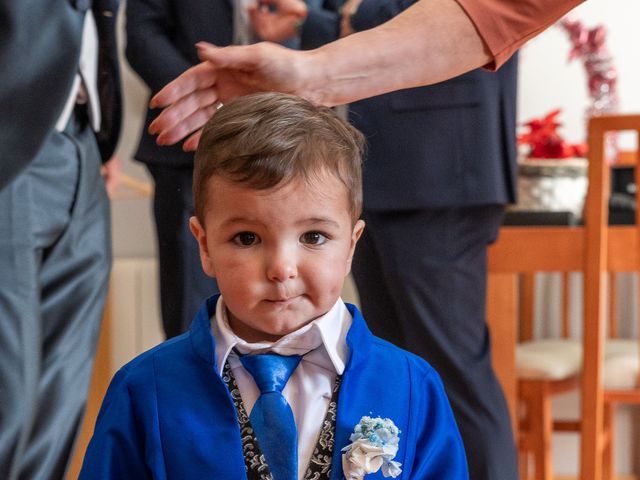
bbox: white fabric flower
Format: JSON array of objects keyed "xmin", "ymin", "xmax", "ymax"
[{"xmin": 341, "ymin": 416, "xmax": 402, "ymax": 479}]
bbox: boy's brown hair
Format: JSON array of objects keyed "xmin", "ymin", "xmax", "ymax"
[{"xmin": 193, "ymin": 92, "xmax": 365, "ymax": 224}]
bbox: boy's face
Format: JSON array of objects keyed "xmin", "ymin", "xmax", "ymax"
[{"xmin": 190, "ymin": 173, "xmax": 364, "ymax": 343}]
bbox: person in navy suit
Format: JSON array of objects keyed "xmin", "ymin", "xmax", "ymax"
[
  {"xmin": 347, "ymin": 61, "xmax": 519, "ymax": 480},
  {"xmin": 0, "ymin": 1, "xmax": 121, "ymax": 478},
  {"xmin": 343, "ymin": 5, "xmax": 520, "ymax": 478},
  {"xmin": 80, "ymin": 92, "xmax": 468, "ymax": 480},
  {"xmin": 126, "ymin": 0, "xmax": 343, "ymax": 339}
]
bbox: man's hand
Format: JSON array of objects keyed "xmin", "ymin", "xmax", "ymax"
[
  {"xmin": 101, "ymin": 156, "xmax": 122, "ymax": 196},
  {"xmin": 250, "ymin": 0, "xmax": 308, "ymax": 43},
  {"xmin": 149, "ymin": 42, "xmax": 310, "ymax": 150},
  {"xmin": 339, "ymin": 0, "xmax": 363, "ymax": 37}
]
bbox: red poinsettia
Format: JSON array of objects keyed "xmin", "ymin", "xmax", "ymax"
[{"xmin": 518, "ymin": 109, "xmax": 588, "ymax": 159}]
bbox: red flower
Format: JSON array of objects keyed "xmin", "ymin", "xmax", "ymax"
[{"xmin": 518, "ymin": 109, "xmax": 587, "ymax": 159}]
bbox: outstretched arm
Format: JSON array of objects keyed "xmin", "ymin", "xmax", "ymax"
[{"xmin": 150, "ymin": 0, "xmax": 582, "ymax": 149}]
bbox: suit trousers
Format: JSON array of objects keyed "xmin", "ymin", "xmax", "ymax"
[
  {"xmin": 145, "ymin": 164, "xmax": 218, "ymax": 338},
  {"xmin": 0, "ymin": 111, "xmax": 111, "ymax": 480},
  {"xmin": 351, "ymin": 205, "xmax": 518, "ymax": 479}
]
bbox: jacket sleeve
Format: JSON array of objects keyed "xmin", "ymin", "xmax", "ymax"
[
  {"xmin": 0, "ymin": 1, "xmax": 81, "ymax": 189},
  {"xmin": 299, "ymin": 0, "xmax": 343, "ymax": 49},
  {"xmin": 349, "ymin": 0, "xmax": 417, "ymax": 32},
  {"xmin": 404, "ymin": 368, "xmax": 469, "ymax": 479},
  {"xmin": 78, "ymin": 368, "xmax": 160, "ymax": 479},
  {"xmin": 125, "ymin": 0, "xmax": 192, "ymax": 92}
]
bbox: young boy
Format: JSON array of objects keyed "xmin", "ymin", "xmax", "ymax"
[{"xmin": 80, "ymin": 93, "xmax": 468, "ymax": 479}]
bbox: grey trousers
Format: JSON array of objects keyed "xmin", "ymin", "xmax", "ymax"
[{"xmin": 0, "ymin": 112, "xmax": 111, "ymax": 480}]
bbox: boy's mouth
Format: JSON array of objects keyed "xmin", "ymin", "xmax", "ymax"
[{"xmin": 266, "ymin": 295, "xmax": 300, "ymax": 305}]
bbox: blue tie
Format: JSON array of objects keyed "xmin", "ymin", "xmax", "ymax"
[{"xmin": 240, "ymin": 353, "xmax": 302, "ymax": 480}]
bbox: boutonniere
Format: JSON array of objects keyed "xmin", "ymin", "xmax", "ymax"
[{"xmin": 341, "ymin": 416, "xmax": 402, "ymax": 479}]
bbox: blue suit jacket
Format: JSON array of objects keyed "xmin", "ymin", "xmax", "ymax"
[
  {"xmin": 348, "ymin": 0, "xmax": 518, "ymax": 210},
  {"xmin": 79, "ymin": 297, "xmax": 468, "ymax": 479},
  {"xmin": 126, "ymin": 0, "xmax": 342, "ymax": 168}
]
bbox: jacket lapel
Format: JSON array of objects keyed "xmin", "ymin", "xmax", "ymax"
[{"xmin": 330, "ymin": 304, "xmax": 373, "ymax": 480}]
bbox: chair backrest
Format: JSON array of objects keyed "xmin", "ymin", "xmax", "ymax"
[
  {"xmin": 580, "ymin": 114, "xmax": 640, "ymax": 480},
  {"xmin": 518, "ymin": 271, "xmax": 573, "ymax": 342},
  {"xmin": 520, "ymin": 269, "xmax": 625, "ymax": 343}
]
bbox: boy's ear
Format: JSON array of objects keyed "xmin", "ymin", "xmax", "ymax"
[
  {"xmin": 189, "ymin": 216, "xmax": 216, "ymax": 278},
  {"xmin": 345, "ymin": 219, "xmax": 365, "ymax": 275}
]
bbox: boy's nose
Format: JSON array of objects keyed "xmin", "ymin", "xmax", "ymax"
[{"xmin": 266, "ymin": 251, "xmax": 297, "ymax": 282}]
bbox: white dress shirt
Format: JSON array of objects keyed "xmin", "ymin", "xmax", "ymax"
[
  {"xmin": 212, "ymin": 296, "xmax": 352, "ymax": 480},
  {"xmin": 232, "ymin": 0, "xmax": 258, "ymax": 45},
  {"xmin": 56, "ymin": 10, "xmax": 100, "ymax": 132}
]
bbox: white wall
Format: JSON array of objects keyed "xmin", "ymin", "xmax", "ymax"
[{"xmin": 517, "ymin": 0, "xmax": 640, "ymax": 145}]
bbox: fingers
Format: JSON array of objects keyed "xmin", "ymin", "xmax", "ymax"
[
  {"xmin": 151, "ymin": 86, "xmax": 220, "ymax": 145},
  {"xmin": 195, "ymin": 42, "xmax": 265, "ymax": 70},
  {"xmin": 248, "ymin": 6, "xmax": 270, "ymax": 39},
  {"xmin": 340, "ymin": 14, "xmax": 354, "ymax": 37},
  {"xmin": 183, "ymin": 130, "xmax": 203, "ymax": 152},
  {"xmin": 249, "ymin": 8, "xmax": 298, "ymax": 42},
  {"xmin": 150, "ymin": 60, "xmax": 217, "ymax": 109},
  {"xmin": 100, "ymin": 156, "xmax": 122, "ymax": 196},
  {"xmin": 173, "ymin": 104, "xmax": 218, "ymax": 147},
  {"xmin": 258, "ymin": 0, "xmax": 307, "ymax": 16}
]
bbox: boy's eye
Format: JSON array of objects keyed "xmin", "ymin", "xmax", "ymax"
[
  {"xmin": 300, "ymin": 231, "xmax": 327, "ymax": 245},
  {"xmin": 233, "ymin": 232, "xmax": 259, "ymax": 246}
]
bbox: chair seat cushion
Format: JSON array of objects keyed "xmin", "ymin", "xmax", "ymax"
[
  {"xmin": 517, "ymin": 338, "xmax": 639, "ymax": 388},
  {"xmin": 604, "ymin": 339, "xmax": 639, "ymax": 389},
  {"xmin": 517, "ymin": 339, "xmax": 582, "ymax": 380}
]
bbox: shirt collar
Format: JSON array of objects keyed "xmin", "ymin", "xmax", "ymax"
[{"xmin": 212, "ymin": 296, "xmax": 351, "ymax": 376}]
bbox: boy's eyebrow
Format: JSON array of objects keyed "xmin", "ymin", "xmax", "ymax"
[
  {"xmin": 219, "ymin": 217, "xmax": 341, "ymax": 229},
  {"xmin": 296, "ymin": 218, "xmax": 342, "ymax": 229},
  {"xmin": 219, "ymin": 217, "xmax": 261, "ymax": 228}
]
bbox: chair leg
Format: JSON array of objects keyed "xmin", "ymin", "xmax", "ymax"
[
  {"xmin": 520, "ymin": 381, "xmax": 554, "ymax": 480},
  {"xmin": 602, "ymin": 402, "xmax": 615, "ymax": 480},
  {"xmin": 535, "ymin": 389, "xmax": 553, "ymax": 480},
  {"xmin": 519, "ymin": 449, "xmax": 531, "ymax": 480},
  {"xmin": 518, "ymin": 382, "xmax": 533, "ymax": 480}
]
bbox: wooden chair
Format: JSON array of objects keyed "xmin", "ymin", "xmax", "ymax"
[
  {"xmin": 517, "ymin": 271, "xmax": 582, "ymax": 480},
  {"xmin": 517, "ymin": 271, "xmax": 640, "ymax": 480},
  {"xmin": 488, "ymin": 114, "xmax": 640, "ymax": 480},
  {"xmin": 583, "ymin": 116, "xmax": 640, "ymax": 480},
  {"xmin": 600, "ymin": 146, "xmax": 640, "ymax": 480}
]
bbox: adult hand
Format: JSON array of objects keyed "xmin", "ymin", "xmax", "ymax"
[
  {"xmin": 339, "ymin": 0, "xmax": 362, "ymax": 37},
  {"xmin": 101, "ymin": 155, "xmax": 122, "ymax": 197},
  {"xmin": 148, "ymin": 0, "xmax": 521, "ymax": 151},
  {"xmin": 149, "ymin": 42, "xmax": 311, "ymax": 150},
  {"xmin": 249, "ymin": 0, "xmax": 308, "ymax": 43}
]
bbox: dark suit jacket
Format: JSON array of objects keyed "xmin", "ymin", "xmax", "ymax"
[
  {"xmin": 0, "ymin": 0, "xmax": 121, "ymax": 190},
  {"xmin": 126, "ymin": 0, "xmax": 342, "ymax": 168},
  {"xmin": 349, "ymin": 1, "xmax": 518, "ymax": 210}
]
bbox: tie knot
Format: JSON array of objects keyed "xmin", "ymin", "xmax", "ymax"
[{"xmin": 239, "ymin": 353, "xmax": 302, "ymax": 394}]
